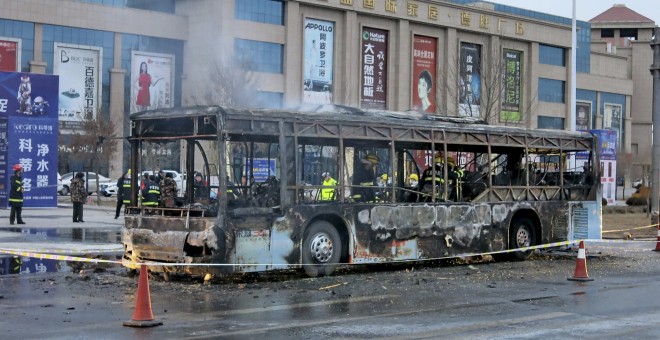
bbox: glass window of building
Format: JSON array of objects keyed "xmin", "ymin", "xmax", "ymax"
[
  {"xmin": 620, "ymin": 28, "xmax": 638, "ymax": 40},
  {"xmin": 601, "ymin": 29, "xmax": 614, "ymax": 38},
  {"xmin": 77, "ymin": 0, "xmax": 176, "ymax": 13},
  {"xmin": 539, "ymin": 44, "xmax": 566, "ymax": 67},
  {"xmin": 539, "ymin": 78, "xmax": 565, "ymax": 103},
  {"xmin": 234, "ymin": 39, "xmax": 284, "ymax": 74},
  {"xmin": 256, "ymin": 91, "xmax": 283, "ymax": 108},
  {"xmin": 537, "ymin": 116, "xmax": 565, "ymax": 130},
  {"xmin": 235, "ymin": 0, "xmax": 285, "ymax": 25}
]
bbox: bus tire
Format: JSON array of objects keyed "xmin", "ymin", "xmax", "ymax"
[
  {"xmin": 302, "ymin": 221, "xmax": 342, "ymax": 278},
  {"xmin": 509, "ymin": 216, "xmax": 536, "ymax": 260}
]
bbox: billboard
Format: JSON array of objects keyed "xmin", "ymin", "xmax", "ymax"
[
  {"xmin": 360, "ymin": 27, "xmax": 388, "ymax": 110},
  {"xmin": 592, "ymin": 129, "xmax": 617, "ymax": 205},
  {"xmin": 0, "ymin": 71, "xmax": 59, "ymax": 208},
  {"xmin": 130, "ymin": 51, "xmax": 174, "ymax": 114},
  {"xmin": 501, "ymin": 49, "xmax": 522, "ymax": 122},
  {"xmin": 0, "ymin": 38, "xmax": 19, "ymax": 72},
  {"xmin": 603, "ymin": 103, "xmax": 622, "ymax": 147},
  {"xmin": 303, "ymin": 18, "xmax": 334, "ymax": 104},
  {"xmin": 54, "ymin": 44, "xmax": 102, "ymax": 122},
  {"xmin": 412, "ymin": 35, "xmax": 437, "ymax": 114},
  {"xmin": 458, "ymin": 42, "xmax": 481, "ymax": 117},
  {"xmin": 576, "ymin": 101, "xmax": 591, "ymax": 131}
]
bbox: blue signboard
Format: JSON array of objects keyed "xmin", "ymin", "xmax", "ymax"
[
  {"xmin": 592, "ymin": 129, "xmax": 617, "ymax": 161},
  {"xmin": 0, "ymin": 72, "xmax": 59, "ymax": 208},
  {"xmin": 245, "ymin": 158, "xmax": 277, "ymax": 182}
]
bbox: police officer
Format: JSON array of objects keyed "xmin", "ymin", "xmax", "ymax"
[
  {"xmin": 9, "ymin": 164, "xmax": 25, "ymax": 225},
  {"xmin": 114, "ymin": 171, "xmax": 127, "ymax": 219},
  {"xmin": 142, "ymin": 175, "xmax": 161, "ymax": 207},
  {"xmin": 320, "ymin": 172, "xmax": 337, "ymax": 201}
]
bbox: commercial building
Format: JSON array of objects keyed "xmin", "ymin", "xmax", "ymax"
[{"xmin": 0, "ymin": 0, "xmax": 651, "ymax": 181}]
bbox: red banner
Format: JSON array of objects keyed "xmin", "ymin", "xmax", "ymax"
[{"xmin": 0, "ymin": 40, "xmax": 18, "ymax": 72}]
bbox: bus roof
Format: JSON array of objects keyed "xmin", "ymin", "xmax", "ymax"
[{"xmin": 130, "ymin": 105, "xmax": 594, "ymax": 147}]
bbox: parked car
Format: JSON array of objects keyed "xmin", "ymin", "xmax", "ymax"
[
  {"xmin": 59, "ymin": 172, "xmax": 113, "ymax": 196},
  {"xmin": 100, "ymin": 182, "xmax": 118, "ymax": 197}
]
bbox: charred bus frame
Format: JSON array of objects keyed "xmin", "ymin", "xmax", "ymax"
[{"xmin": 122, "ymin": 105, "xmax": 601, "ymax": 277}]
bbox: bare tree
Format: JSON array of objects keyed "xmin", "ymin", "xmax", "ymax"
[
  {"xmin": 446, "ymin": 43, "xmax": 536, "ymax": 126},
  {"xmin": 61, "ymin": 111, "xmax": 118, "ymax": 205}
]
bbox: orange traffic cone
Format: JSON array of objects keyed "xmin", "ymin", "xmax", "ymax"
[
  {"xmin": 123, "ymin": 265, "xmax": 163, "ymax": 327},
  {"xmin": 653, "ymin": 224, "xmax": 660, "ymax": 252},
  {"xmin": 567, "ymin": 241, "xmax": 594, "ymax": 282}
]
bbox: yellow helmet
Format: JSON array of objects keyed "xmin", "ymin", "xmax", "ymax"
[
  {"xmin": 362, "ymin": 154, "xmax": 380, "ymax": 164},
  {"xmin": 447, "ymin": 157, "xmax": 456, "ymax": 166},
  {"xmin": 434, "ymin": 152, "xmax": 444, "ymax": 164},
  {"xmin": 381, "ymin": 174, "xmax": 388, "ymax": 180},
  {"xmin": 409, "ymin": 173, "xmax": 419, "ymax": 181},
  {"xmin": 127, "ymin": 169, "xmax": 131, "ymax": 174}
]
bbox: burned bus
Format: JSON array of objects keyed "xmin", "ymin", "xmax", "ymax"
[{"xmin": 121, "ymin": 105, "xmax": 601, "ymax": 277}]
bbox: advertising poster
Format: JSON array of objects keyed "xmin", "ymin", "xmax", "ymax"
[
  {"xmin": 0, "ymin": 71, "xmax": 59, "ymax": 208},
  {"xmin": 592, "ymin": 129, "xmax": 617, "ymax": 205},
  {"xmin": 54, "ymin": 44, "xmax": 102, "ymax": 122},
  {"xmin": 130, "ymin": 51, "xmax": 174, "ymax": 114},
  {"xmin": 458, "ymin": 42, "xmax": 481, "ymax": 117},
  {"xmin": 245, "ymin": 158, "xmax": 277, "ymax": 182},
  {"xmin": 303, "ymin": 18, "xmax": 334, "ymax": 104},
  {"xmin": 360, "ymin": 27, "xmax": 388, "ymax": 110},
  {"xmin": 603, "ymin": 103, "xmax": 622, "ymax": 146},
  {"xmin": 0, "ymin": 38, "xmax": 19, "ymax": 72},
  {"xmin": 412, "ymin": 35, "xmax": 437, "ymax": 114},
  {"xmin": 576, "ymin": 101, "xmax": 591, "ymax": 131},
  {"xmin": 501, "ymin": 49, "xmax": 522, "ymax": 122}
]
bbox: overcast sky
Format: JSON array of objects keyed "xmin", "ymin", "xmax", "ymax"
[{"xmin": 489, "ymin": 1, "xmax": 659, "ymax": 24}]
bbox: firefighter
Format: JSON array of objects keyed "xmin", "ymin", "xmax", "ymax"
[
  {"xmin": 121, "ymin": 169, "xmax": 132, "ymax": 206},
  {"xmin": 9, "ymin": 164, "xmax": 25, "ymax": 225},
  {"xmin": 352, "ymin": 154, "xmax": 379, "ymax": 202},
  {"xmin": 142, "ymin": 175, "xmax": 161, "ymax": 207},
  {"xmin": 420, "ymin": 152, "xmax": 464, "ymax": 201},
  {"xmin": 320, "ymin": 172, "xmax": 338, "ymax": 201}
]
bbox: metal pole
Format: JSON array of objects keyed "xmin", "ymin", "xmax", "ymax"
[
  {"xmin": 570, "ymin": 0, "xmax": 577, "ymax": 131},
  {"xmin": 650, "ymin": 27, "xmax": 660, "ymax": 218}
]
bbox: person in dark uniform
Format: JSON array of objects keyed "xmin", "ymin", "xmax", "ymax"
[
  {"xmin": 114, "ymin": 171, "xmax": 127, "ymax": 219},
  {"xmin": 121, "ymin": 169, "xmax": 132, "ymax": 207},
  {"xmin": 9, "ymin": 164, "xmax": 25, "ymax": 225},
  {"xmin": 142, "ymin": 175, "xmax": 160, "ymax": 207},
  {"xmin": 352, "ymin": 154, "xmax": 379, "ymax": 202}
]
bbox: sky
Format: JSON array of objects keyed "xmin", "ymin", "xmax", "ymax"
[{"xmin": 489, "ymin": 1, "xmax": 659, "ymax": 23}]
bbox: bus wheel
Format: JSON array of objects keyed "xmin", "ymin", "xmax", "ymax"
[
  {"xmin": 302, "ymin": 221, "xmax": 342, "ymax": 278},
  {"xmin": 509, "ymin": 216, "xmax": 536, "ymax": 260}
]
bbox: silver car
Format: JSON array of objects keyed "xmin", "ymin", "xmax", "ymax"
[{"xmin": 59, "ymin": 172, "xmax": 113, "ymax": 196}]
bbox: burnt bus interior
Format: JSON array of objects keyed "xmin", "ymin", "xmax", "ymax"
[{"xmin": 127, "ymin": 106, "xmax": 598, "ymax": 216}]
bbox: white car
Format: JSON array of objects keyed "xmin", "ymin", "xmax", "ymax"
[
  {"xmin": 100, "ymin": 182, "xmax": 118, "ymax": 197},
  {"xmin": 59, "ymin": 172, "xmax": 114, "ymax": 196}
]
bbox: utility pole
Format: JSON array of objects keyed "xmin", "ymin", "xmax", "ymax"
[{"xmin": 650, "ymin": 26, "xmax": 660, "ymax": 222}]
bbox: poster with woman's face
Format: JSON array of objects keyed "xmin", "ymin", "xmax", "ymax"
[
  {"xmin": 130, "ymin": 52, "xmax": 175, "ymax": 114},
  {"xmin": 411, "ymin": 35, "xmax": 437, "ymax": 114}
]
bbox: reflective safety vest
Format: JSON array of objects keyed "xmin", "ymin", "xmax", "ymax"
[
  {"xmin": 142, "ymin": 182, "xmax": 161, "ymax": 206},
  {"xmin": 320, "ymin": 178, "xmax": 337, "ymax": 201},
  {"xmin": 122, "ymin": 178, "xmax": 132, "ymax": 204},
  {"xmin": 9, "ymin": 177, "xmax": 23, "ymax": 203}
]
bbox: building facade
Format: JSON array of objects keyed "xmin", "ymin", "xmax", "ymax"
[{"xmin": 0, "ymin": 0, "xmax": 647, "ymax": 181}]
